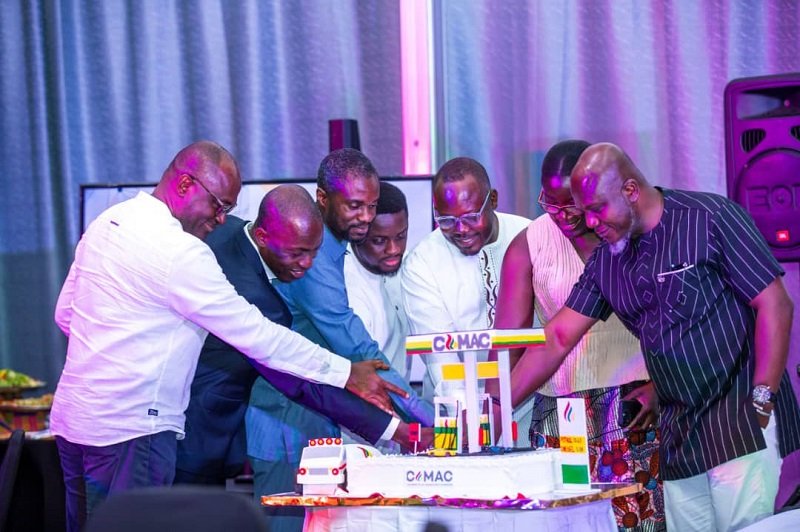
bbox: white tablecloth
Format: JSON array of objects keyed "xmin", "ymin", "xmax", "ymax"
[{"xmin": 304, "ymin": 499, "xmax": 617, "ymax": 532}]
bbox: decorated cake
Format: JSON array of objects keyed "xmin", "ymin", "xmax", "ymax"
[
  {"xmin": 297, "ymin": 439, "xmax": 562, "ymax": 499},
  {"xmin": 345, "ymin": 447, "xmax": 561, "ymax": 499},
  {"xmin": 295, "ymin": 328, "xmax": 577, "ymax": 500}
]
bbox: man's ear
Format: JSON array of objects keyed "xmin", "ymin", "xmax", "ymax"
[
  {"xmin": 489, "ymin": 188, "xmax": 499, "ymax": 210},
  {"xmin": 252, "ymin": 226, "xmax": 268, "ymax": 247},
  {"xmin": 177, "ymin": 173, "xmax": 193, "ymax": 197},
  {"xmin": 316, "ymin": 187, "xmax": 328, "ymax": 212},
  {"xmin": 621, "ymin": 178, "xmax": 639, "ymax": 203}
]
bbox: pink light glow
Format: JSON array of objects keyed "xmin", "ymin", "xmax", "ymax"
[{"xmin": 400, "ymin": 0, "xmax": 433, "ymax": 176}]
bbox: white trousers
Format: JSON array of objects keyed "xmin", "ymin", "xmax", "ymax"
[{"xmin": 663, "ymin": 415, "xmax": 782, "ymax": 532}]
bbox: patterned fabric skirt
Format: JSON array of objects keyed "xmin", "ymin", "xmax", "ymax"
[{"xmin": 529, "ymin": 383, "xmax": 666, "ymax": 532}]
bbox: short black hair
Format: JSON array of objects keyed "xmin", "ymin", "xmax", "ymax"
[
  {"xmin": 376, "ymin": 181, "xmax": 407, "ymax": 215},
  {"xmin": 433, "ymin": 157, "xmax": 491, "ymax": 192},
  {"xmin": 541, "ymin": 139, "xmax": 591, "ymax": 181},
  {"xmin": 317, "ymin": 148, "xmax": 378, "ymax": 192}
]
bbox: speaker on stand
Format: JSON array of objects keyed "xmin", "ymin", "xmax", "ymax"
[{"xmin": 724, "ymin": 73, "xmax": 800, "ymax": 261}]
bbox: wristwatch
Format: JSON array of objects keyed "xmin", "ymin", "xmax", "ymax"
[{"xmin": 752, "ymin": 384, "xmax": 778, "ymax": 405}]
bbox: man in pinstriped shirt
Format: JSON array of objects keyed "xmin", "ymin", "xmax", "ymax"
[{"xmin": 511, "ymin": 143, "xmax": 800, "ymax": 532}]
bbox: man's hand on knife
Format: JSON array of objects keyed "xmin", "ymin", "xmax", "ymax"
[{"xmin": 345, "ymin": 360, "xmax": 408, "ymax": 414}]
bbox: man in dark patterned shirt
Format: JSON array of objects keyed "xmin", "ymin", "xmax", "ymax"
[{"xmin": 510, "ymin": 143, "xmax": 800, "ymax": 531}]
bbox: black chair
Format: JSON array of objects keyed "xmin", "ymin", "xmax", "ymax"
[
  {"xmin": 83, "ymin": 485, "xmax": 270, "ymax": 532},
  {"xmin": 0, "ymin": 429, "xmax": 25, "ymax": 530}
]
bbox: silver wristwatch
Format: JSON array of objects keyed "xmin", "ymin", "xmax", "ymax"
[{"xmin": 752, "ymin": 384, "xmax": 777, "ymax": 405}]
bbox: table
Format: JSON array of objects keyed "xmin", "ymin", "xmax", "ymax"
[
  {"xmin": 263, "ymin": 483, "xmax": 639, "ymax": 532},
  {"xmin": 0, "ymin": 436, "xmax": 66, "ymax": 532}
]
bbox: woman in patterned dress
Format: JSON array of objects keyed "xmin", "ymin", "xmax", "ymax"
[{"xmin": 494, "ymin": 140, "xmax": 665, "ymax": 531}]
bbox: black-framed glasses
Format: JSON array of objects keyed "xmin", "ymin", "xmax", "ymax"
[
  {"xmin": 537, "ymin": 190, "xmax": 582, "ymax": 217},
  {"xmin": 434, "ymin": 191, "xmax": 491, "ymax": 230},
  {"xmin": 187, "ymin": 174, "xmax": 236, "ymax": 216}
]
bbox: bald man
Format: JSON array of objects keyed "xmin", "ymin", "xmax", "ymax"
[
  {"xmin": 510, "ymin": 143, "xmax": 800, "ymax": 531},
  {"xmin": 175, "ymin": 185, "xmax": 416, "ymax": 491},
  {"xmin": 52, "ymin": 142, "xmax": 403, "ymax": 532}
]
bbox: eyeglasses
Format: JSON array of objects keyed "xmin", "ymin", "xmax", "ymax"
[
  {"xmin": 537, "ymin": 190, "xmax": 582, "ymax": 217},
  {"xmin": 434, "ymin": 191, "xmax": 491, "ymax": 230},
  {"xmin": 187, "ymin": 174, "xmax": 236, "ymax": 216}
]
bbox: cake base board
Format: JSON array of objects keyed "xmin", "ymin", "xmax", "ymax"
[{"xmin": 262, "ymin": 482, "xmax": 640, "ymax": 511}]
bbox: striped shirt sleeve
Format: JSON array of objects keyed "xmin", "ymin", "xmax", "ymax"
[{"xmin": 711, "ymin": 199, "xmax": 784, "ymax": 303}]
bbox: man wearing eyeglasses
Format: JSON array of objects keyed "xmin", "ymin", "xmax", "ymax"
[
  {"xmin": 50, "ymin": 141, "xmax": 403, "ymax": 532},
  {"xmin": 401, "ymin": 157, "xmax": 530, "ymax": 406}
]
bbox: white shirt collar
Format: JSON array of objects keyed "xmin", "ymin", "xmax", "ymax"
[{"xmin": 244, "ymin": 222, "xmax": 277, "ymax": 282}]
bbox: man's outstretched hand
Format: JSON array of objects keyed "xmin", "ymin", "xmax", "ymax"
[{"xmin": 346, "ymin": 360, "xmax": 408, "ymax": 415}]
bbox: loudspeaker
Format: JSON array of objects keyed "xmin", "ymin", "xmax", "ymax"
[
  {"xmin": 328, "ymin": 118, "xmax": 361, "ymax": 152},
  {"xmin": 725, "ymin": 73, "xmax": 800, "ymax": 261}
]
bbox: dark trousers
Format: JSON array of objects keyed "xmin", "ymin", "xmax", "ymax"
[{"xmin": 55, "ymin": 431, "xmax": 177, "ymax": 532}]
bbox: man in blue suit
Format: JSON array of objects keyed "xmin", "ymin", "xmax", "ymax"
[{"xmin": 175, "ymin": 185, "xmax": 420, "ymax": 490}]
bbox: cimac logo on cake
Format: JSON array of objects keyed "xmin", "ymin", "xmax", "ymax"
[
  {"xmin": 405, "ymin": 469, "xmax": 454, "ymax": 484},
  {"xmin": 431, "ymin": 331, "xmax": 490, "ymax": 353}
]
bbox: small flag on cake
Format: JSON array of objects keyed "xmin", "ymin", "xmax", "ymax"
[{"xmin": 408, "ymin": 422, "xmax": 420, "ymax": 442}]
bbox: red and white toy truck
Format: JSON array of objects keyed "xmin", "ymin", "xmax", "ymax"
[{"xmin": 296, "ymin": 437, "xmax": 380, "ymax": 496}]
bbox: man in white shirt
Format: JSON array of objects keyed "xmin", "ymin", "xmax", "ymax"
[
  {"xmin": 344, "ymin": 181, "xmax": 410, "ymax": 380},
  {"xmin": 401, "ymin": 157, "xmax": 530, "ymax": 409},
  {"xmin": 51, "ymin": 141, "xmax": 404, "ymax": 532}
]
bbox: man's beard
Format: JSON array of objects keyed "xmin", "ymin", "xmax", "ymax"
[
  {"xmin": 608, "ymin": 205, "xmax": 636, "ymax": 256},
  {"xmin": 608, "ymin": 235, "xmax": 630, "ymax": 256}
]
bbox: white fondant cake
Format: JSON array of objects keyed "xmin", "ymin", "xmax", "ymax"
[{"xmin": 345, "ymin": 448, "xmax": 562, "ymax": 499}]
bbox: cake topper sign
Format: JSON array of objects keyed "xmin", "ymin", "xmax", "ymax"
[
  {"xmin": 406, "ymin": 329, "xmax": 545, "ymax": 356},
  {"xmin": 406, "ymin": 328, "xmax": 545, "ymax": 453},
  {"xmin": 431, "ymin": 332, "xmax": 491, "ymax": 352}
]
